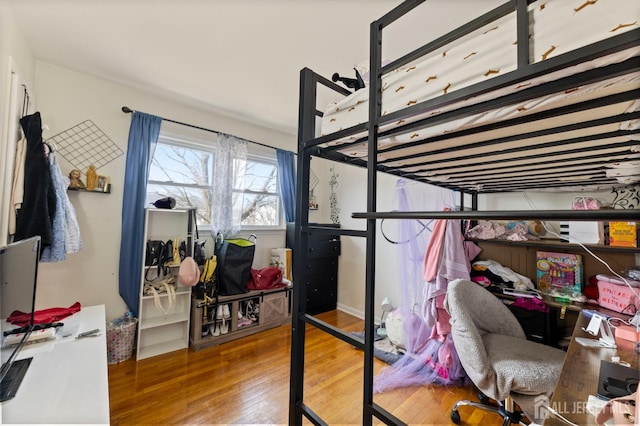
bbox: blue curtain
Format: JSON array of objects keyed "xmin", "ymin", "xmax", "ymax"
[
  {"xmin": 276, "ymin": 149, "xmax": 296, "ymax": 222},
  {"xmin": 118, "ymin": 112, "xmax": 162, "ymax": 317}
]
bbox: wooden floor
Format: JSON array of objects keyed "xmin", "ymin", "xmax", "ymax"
[{"xmin": 108, "ymin": 310, "xmax": 499, "ymax": 425}]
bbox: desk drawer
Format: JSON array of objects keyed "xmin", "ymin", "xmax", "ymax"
[
  {"xmin": 306, "ymin": 279, "xmax": 337, "ymax": 315},
  {"xmin": 305, "ymin": 257, "xmax": 338, "ymax": 273},
  {"xmin": 305, "ymin": 270, "xmax": 338, "ymax": 315},
  {"xmin": 308, "ymin": 240, "xmax": 341, "ymax": 258},
  {"xmin": 306, "ymin": 272, "xmax": 338, "ymax": 290},
  {"xmin": 508, "ymin": 305, "xmax": 554, "ymax": 346}
]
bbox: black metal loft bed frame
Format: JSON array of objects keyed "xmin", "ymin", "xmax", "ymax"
[{"xmin": 290, "ymin": 0, "xmax": 639, "ymax": 424}]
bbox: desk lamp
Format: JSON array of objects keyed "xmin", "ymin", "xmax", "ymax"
[{"xmin": 377, "ymin": 297, "xmax": 394, "ymax": 337}]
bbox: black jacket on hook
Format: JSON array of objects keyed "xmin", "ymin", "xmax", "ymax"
[{"xmin": 14, "ymin": 112, "xmax": 56, "ymax": 250}]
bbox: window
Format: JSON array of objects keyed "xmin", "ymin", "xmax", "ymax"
[
  {"xmin": 237, "ymin": 156, "xmax": 280, "ymax": 227},
  {"xmin": 147, "ymin": 134, "xmax": 281, "ymax": 230}
]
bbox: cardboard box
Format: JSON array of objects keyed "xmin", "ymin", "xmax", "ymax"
[
  {"xmin": 608, "ymin": 221, "xmax": 638, "ymax": 247},
  {"xmin": 559, "ymin": 221, "xmax": 604, "ymax": 244},
  {"xmin": 270, "ymin": 248, "xmax": 292, "ymax": 281}
]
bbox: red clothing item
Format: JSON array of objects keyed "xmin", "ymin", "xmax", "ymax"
[{"xmin": 7, "ymin": 302, "xmax": 81, "ymax": 326}]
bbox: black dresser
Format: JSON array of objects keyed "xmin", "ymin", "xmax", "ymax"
[{"xmin": 287, "ymin": 223, "xmax": 341, "ymax": 315}]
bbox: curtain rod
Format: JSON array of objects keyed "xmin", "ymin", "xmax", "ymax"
[{"xmin": 121, "ymin": 106, "xmax": 294, "ymax": 154}]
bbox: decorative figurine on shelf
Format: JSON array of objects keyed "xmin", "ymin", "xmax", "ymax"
[
  {"xmin": 68, "ymin": 169, "xmax": 86, "ymax": 190},
  {"xmin": 86, "ymin": 164, "xmax": 97, "ymax": 190}
]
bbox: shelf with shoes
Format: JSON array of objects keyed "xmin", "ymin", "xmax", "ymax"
[{"xmin": 189, "ymin": 287, "xmax": 291, "ymax": 351}]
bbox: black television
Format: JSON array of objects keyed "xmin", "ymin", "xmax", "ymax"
[{"xmin": 0, "ymin": 236, "xmax": 40, "ymax": 402}]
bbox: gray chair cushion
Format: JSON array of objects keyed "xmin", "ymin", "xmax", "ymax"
[
  {"xmin": 484, "ymin": 333, "xmax": 565, "ymax": 397},
  {"xmin": 445, "ymin": 279, "xmax": 567, "ymax": 403}
]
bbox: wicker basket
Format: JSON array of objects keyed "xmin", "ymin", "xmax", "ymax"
[{"xmin": 106, "ymin": 317, "xmax": 138, "ymax": 364}]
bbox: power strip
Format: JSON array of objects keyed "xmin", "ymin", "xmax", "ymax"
[{"xmin": 3, "ymin": 328, "xmax": 57, "ymax": 347}]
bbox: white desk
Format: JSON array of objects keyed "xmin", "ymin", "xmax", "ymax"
[{"xmin": 1, "ymin": 304, "xmax": 110, "ymax": 424}]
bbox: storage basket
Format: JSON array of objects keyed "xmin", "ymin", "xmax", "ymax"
[
  {"xmin": 597, "ymin": 281, "xmax": 639, "ymax": 314},
  {"xmin": 106, "ymin": 317, "xmax": 138, "ymax": 364}
]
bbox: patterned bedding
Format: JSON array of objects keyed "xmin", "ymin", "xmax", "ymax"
[{"xmin": 320, "ymin": 0, "xmax": 639, "ymax": 158}]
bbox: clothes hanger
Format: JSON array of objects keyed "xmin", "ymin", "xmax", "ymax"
[{"xmin": 21, "ymin": 84, "xmax": 30, "ymax": 118}]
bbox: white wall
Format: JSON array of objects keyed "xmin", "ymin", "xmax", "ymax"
[
  {"xmin": 330, "ymin": 161, "xmax": 446, "ymax": 320},
  {"xmin": 0, "ymin": 0, "xmax": 35, "ymax": 87},
  {"xmin": 334, "ymin": 161, "xmax": 634, "ymax": 322},
  {"xmin": 0, "ymin": 2, "xmax": 37, "ymax": 247},
  {"xmin": 5, "ymin": 0, "xmax": 633, "ymax": 325},
  {"xmin": 33, "ymin": 61, "xmax": 297, "ymax": 321}
]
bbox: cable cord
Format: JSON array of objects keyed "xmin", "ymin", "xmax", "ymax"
[
  {"xmin": 545, "ymin": 405, "xmax": 580, "ymax": 426},
  {"xmin": 522, "ymin": 193, "xmax": 640, "ymax": 304}
]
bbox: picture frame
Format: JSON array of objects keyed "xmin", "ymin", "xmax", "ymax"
[{"xmin": 96, "ymin": 175, "xmax": 110, "ymax": 192}]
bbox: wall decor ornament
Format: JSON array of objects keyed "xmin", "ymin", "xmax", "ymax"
[
  {"xmin": 309, "ymin": 169, "xmax": 319, "ymax": 210},
  {"xmin": 68, "ymin": 169, "xmax": 86, "ymax": 190},
  {"xmin": 329, "ymin": 166, "xmax": 340, "ymax": 224},
  {"xmin": 49, "ymin": 119, "xmax": 123, "ymax": 173},
  {"xmin": 610, "ymin": 185, "xmax": 640, "ymax": 209},
  {"xmin": 86, "ymin": 164, "xmax": 97, "ymax": 190}
]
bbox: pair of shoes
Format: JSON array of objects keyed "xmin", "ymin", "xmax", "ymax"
[
  {"xmin": 209, "ymin": 318, "xmax": 230, "ymax": 336},
  {"xmin": 238, "ymin": 316, "xmax": 253, "ymax": 328},
  {"xmin": 216, "ymin": 304, "xmax": 231, "ymax": 320},
  {"xmin": 210, "ymin": 322, "xmax": 220, "ymax": 337},
  {"xmin": 201, "ymin": 325, "xmax": 209, "ymax": 337},
  {"xmin": 246, "ymin": 301, "xmax": 258, "ymax": 322},
  {"xmin": 220, "ymin": 317, "xmax": 229, "ymax": 334}
]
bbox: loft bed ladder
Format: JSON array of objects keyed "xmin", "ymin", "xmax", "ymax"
[{"xmin": 289, "ymin": 0, "xmax": 639, "ymax": 425}]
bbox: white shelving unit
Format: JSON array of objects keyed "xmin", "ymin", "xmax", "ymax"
[{"xmin": 137, "ymin": 208, "xmax": 194, "ymax": 361}]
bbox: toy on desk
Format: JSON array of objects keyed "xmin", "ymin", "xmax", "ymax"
[
  {"xmin": 547, "ymin": 289, "xmax": 586, "ymax": 303},
  {"xmin": 536, "ymin": 251, "xmax": 583, "ymax": 297},
  {"xmin": 576, "ymin": 313, "xmax": 617, "ymax": 348}
]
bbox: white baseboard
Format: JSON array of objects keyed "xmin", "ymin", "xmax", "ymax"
[
  {"xmin": 336, "ymin": 303, "xmax": 384, "ymax": 326},
  {"xmin": 336, "ymin": 302, "xmax": 364, "ymax": 320}
]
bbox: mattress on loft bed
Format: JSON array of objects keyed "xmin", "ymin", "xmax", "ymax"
[
  {"xmin": 326, "ymin": 71, "xmax": 640, "ymax": 192},
  {"xmin": 320, "ymin": 0, "xmax": 640, "ymax": 150},
  {"xmin": 324, "ymin": 70, "xmax": 640, "ymax": 156}
]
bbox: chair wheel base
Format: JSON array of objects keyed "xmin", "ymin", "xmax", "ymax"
[
  {"xmin": 450, "ymin": 409, "xmax": 461, "ymax": 424},
  {"xmin": 498, "ymin": 406, "xmax": 523, "ymax": 424}
]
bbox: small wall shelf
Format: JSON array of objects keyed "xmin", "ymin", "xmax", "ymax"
[{"xmin": 67, "ymin": 185, "xmax": 111, "ymax": 194}]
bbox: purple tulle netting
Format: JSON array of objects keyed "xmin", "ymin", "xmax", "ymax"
[{"xmin": 373, "ymin": 179, "xmax": 471, "ymax": 393}]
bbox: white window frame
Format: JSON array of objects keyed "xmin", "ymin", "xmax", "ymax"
[
  {"xmin": 236, "ymin": 152, "xmax": 283, "ymax": 231},
  {"xmin": 148, "ymin": 132, "xmax": 283, "ymax": 232}
]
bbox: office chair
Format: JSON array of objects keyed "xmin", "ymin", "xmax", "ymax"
[{"xmin": 444, "ymin": 279, "xmax": 566, "ymax": 425}]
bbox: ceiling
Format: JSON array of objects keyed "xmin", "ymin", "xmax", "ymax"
[{"xmin": 8, "ymin": 0, "xmax": 503, "ymax": 136}]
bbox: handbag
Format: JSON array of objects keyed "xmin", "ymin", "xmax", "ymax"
[
  {"xmin": 194, "ymin": 256, "xmax": 218, "ymax": 322},
  {"xmin": 162, "ymin": 238, "xmax": 181, "ymax": 268},
  {"xmin": 194, "ymin": 241, "xmax": 206, "ymax": 266},
  {"xmin": 191, "ymin": 209, "xmax": 207, "ymax": 265},
  {"xmin": 162, "ymin": 239, "xmax": 174, "ymax": 268},
  {"xmin": 247, "ymin": 267, "xmax": 284, "ymax": 290},
  {"xmin": 143, "ymin": 276, "xmax": 177, "ymax": 315},
  {"xmin": 145, "ymin": 240, "xmax": 165, "ymax": 267},
  {"xmin": 194, "ymin": 256, "xmax": 218, "ymax": 300},
  {"xmin": 215, "ymin": 233, "xmax": 256, "ymax": 295}
]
